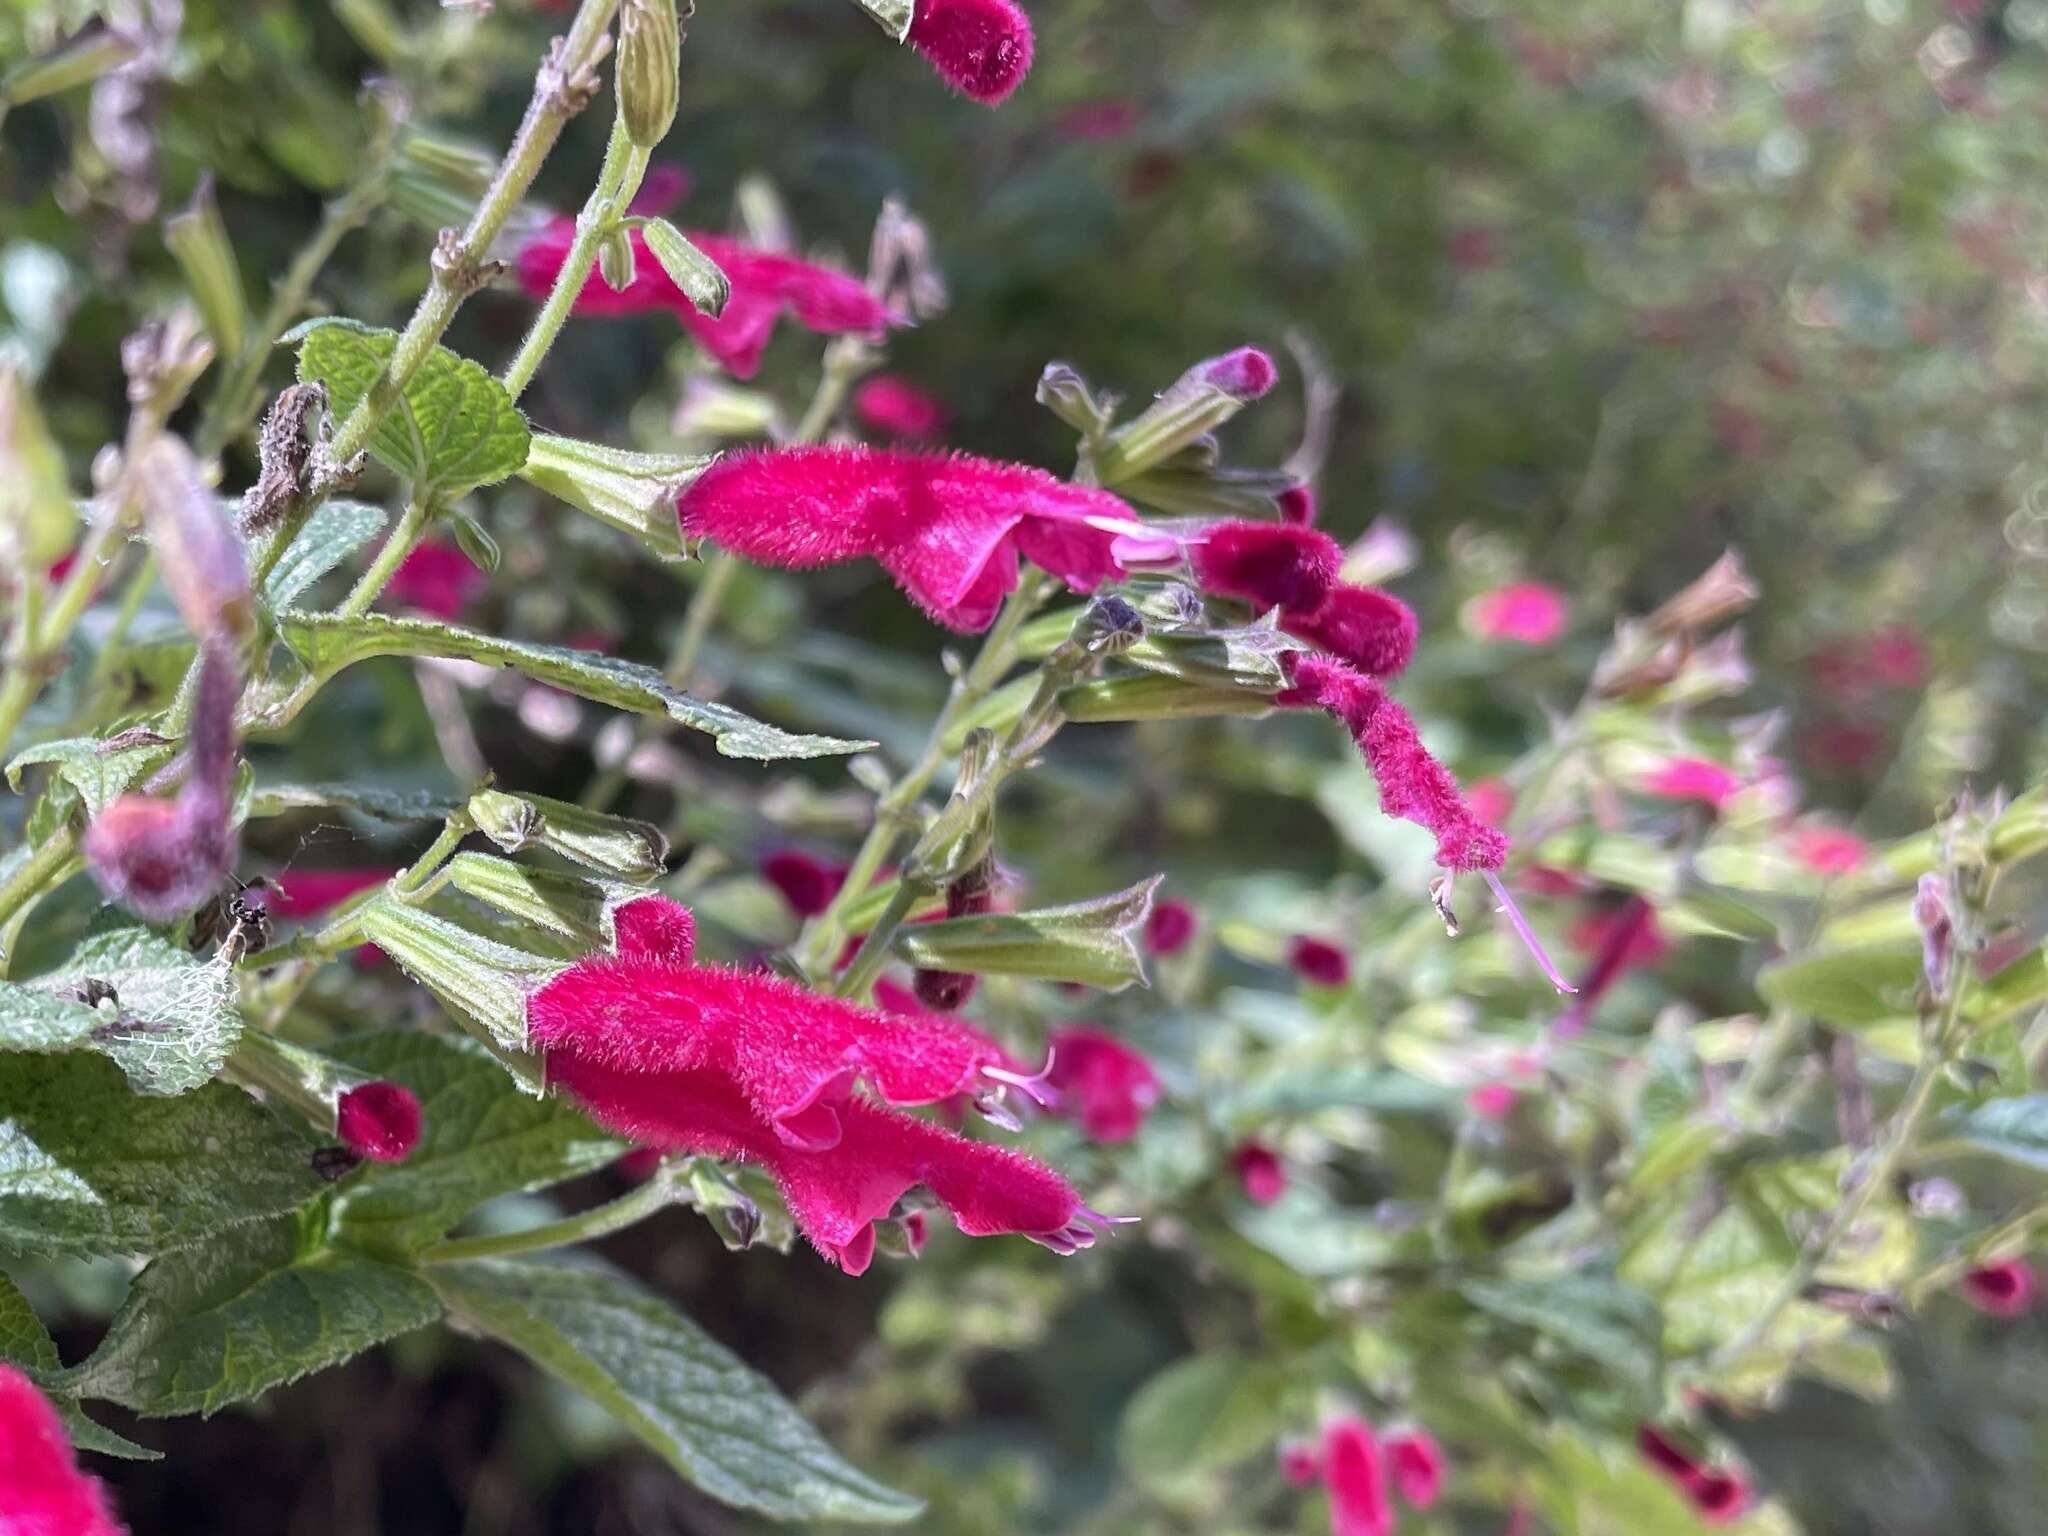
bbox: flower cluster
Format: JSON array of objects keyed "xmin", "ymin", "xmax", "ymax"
[
  {"xmin": 1283, "ymin": 1417, "xmax": 1447, "ymax": 1536},
  {"xmin": 1193, "ymin": 519, "xmax": 1419, "ymax": 679},
  {"xmin": 527, "ymin": 895, "xmax": 1107, "ymax": 1272}
]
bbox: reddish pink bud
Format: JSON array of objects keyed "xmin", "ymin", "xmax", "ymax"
[
  {"xmin": 1276, "ymin": 484, "xmax": 1317, "ymax": 526},
  {"xmin": 1193, "ymin": 521, "xmax": 1342, "ymax": 617},
  {"xmin": 1191, "ymin": 346, "xmax": 1278, "ymax": 402},
  {"xmin": 853, "ymin": 374, "xmax": 950, "ymax": 440},
  {"xmin": 1278, "ymin": 1439, "xmax": 1323, "ymax": 1487},
  {"xmin": 516, "ymin": 220, "xmax": 898, "ymax": 379},
  {"xmin": 0, "ymin": 1365, "xmax": 126, "ymax": 1536},
  {"xmin": 386, "ymin": 539, "xmax": 485, "ymax": 621},
  {"xmin": 1786, "ymin": 823, "xmax": 1867, "ymax": 876},
  {"xmin": 1047, "ymin": 1028, "xmax": 1160, "ymax": 1143},
  {"xmin": 914, "ymin": 858, "xmax": 997, "ymax": 1012},
  {"xmin": 270, "ymin": 868, "xmax": 393, "ymax": 921},
  {"xmin": 1284, "ymin": 585, "xmax": 1418, "ymax": 678},
  {"xmin": 1636, "ymin": 1425, "xmax": 1699, "ymax": 1481},
  {"xmin": 1638, "ymin": 1426, "xmax": 1751, "ymax": 1525},
  {"xmin": 907, "ymin": 0, "xmax": 1035, "ymax": 105},
  {"xmin": 1146, "ymin": 898, "xmax": 1196, "ymax": 956},
  {"xmin": 1231, "ymin": 1142, "xmax": 1287, "ymax": 1205},
  {"xmin": 678, "ymin": 446, "xmax": 1168, "ymax": 631},
  {"xmin": 1321, "ymin": 1416, "xmax": 1394, "ymax": 1536},
  {"xmin": 1277, "ymin": 654, "xmax": 1509, "ymax": 873},
  {"xmin": 1961, "ymin": 1259, "xmax": 2037, "ymax": 1317},
  {"xmin": 336, "ymin": 1081, "xmax": 423, "ymax": 1164},
  {"xmin": 1465, "ymin": 583, "xmax": 1569, "ymax": 646},
  {"xmin": 899, "ymin": 1208, "xmax": 930, "ymax": 1258},
  {"xmin": 761, "ymin": 849, "xmax": 850, "ymax": 918},
  {"xmin": 611, "ymin": 891, "xmax": 698, "ymax": 963},
  {"xmin": 1643, "ymin": 756, "xmax": 1742, "ymax": 809},
  {"xmin": 1287, "ymin": 935, "xmax": 1351, "ymax": 988},
  {"xmin": 1467, "ymin": 1082, "xmax": 1518, "ymax": 1120},
  {"xmin": 1385, "ymin": 1429, "xmax": 1446, "ymax": 1508}
]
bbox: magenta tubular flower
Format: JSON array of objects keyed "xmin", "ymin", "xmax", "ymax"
[
  {"xmin": 1193, "ymin": 521, "xmax": 1342, "ymax": 616},
  {"xmin": 1467, "ymin": 1082, "xmax": 1518, "ymax": 1121},
  {"xmin": 1638, "ymin": 1426, "xmax": 1752, "ymax": 1525},
  {"xmin": 854, "ymin": 374, "xmax": 951, "ymax": 440},
  {"xmin": 1146, "ymin": 898, "xmax": 1196, "ymax": 956},
  {"xmin": 270, "ymin": 868, "xmax": 394, "ymax": 921},
  {"xmin": 1285, "ymin": 584, "xmax": 1419, "ymax": 678},
  {"xmin": 761, "ymin": 849, "xmax": 850, "ymax": 919},
  {"xmin": 1961, "ymin": 1259, "xmax": 2037, "ymax": 1317},
  {"xmin": 515, "ymin": 220, "xmax": 898, "ymax": 379},
  {"xmin": 1277, "ymin": 654, "xmax": 1508, "ymax": 873},
  {"xmin": 1555, "ymin": 896, "xmax": 1662, "ymax": 1037},
  {"xmin": 1187, "ymin": 345, "xmax": 1279, "ymax": 401},
  {"xmin": 530, "ymin": 897, "xmax": 1093, "ymax": 1269},
  {"xmin": 678, "ymin": 445, "xmax": 1171, "ymax": 631},
  {"xmin": 1231, "ymin": 1141, "xmax": 1287, "ymax": 1205},
  {"xmin": 1288, "ymin": 935, "xmax": 1352, "ymax": 989},
  {"xmin": 1277, "ymin": 484, "xmax": 1317, "ymax": 526},
  {"xmin": 336, "ymin": 1081, "xmax": 424, "ymax": 1164},
  {"xmin": 1642, "ymin": 755, "xmax": 1742, "ymax": 809},
  {"xmin": 907, "ymin": 0, "xmax": 1035, "ymax": 105},
  {"xmin": 1465, "ymin": 582, "xmax": 1569, "ymax": 645},
  {"xmin": 1046, "ymin": 1028, "xmax": 1160, "ymax": 1143},
  {"xmin": 386, "ymin": 539, "xmax": 486, "ymax": 621},
  {"xmin": 0, "ymin": 1366, "xmax": 126, "ymax": 1536},
  {"xmin": 1786, "ymin": 823, "xmax": 1867, "ymax": 876},
  {"xmin": 1278, "ymin": 1439, "xmax": 1324, "ymax": 1487},
  {"xmin": 1385, "ymin": 1429, "xmax": 1446, "ymax": 1508},
  {"xmin": 1321, "ymin": 1417, "xmax": 1394, "ymax": 1536}
]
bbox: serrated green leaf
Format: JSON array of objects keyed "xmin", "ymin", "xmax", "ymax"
[
  {"xmin": 6, "ymin": 735, "xmax": 168, "ymax": 819},
  {"xmin": 1117, "ymin": 1351, "xmax": 1296, "ymax": 1488},
  {"xmin": 246, "ymin": 780, "xmax": 462, "ymax": 823},
  {"xmin": 427, "ymin": 1257, "xmax": 922, "ymax": 1524},
  {"xmin": 67, "ymin": 1216, "xmax": 441, "ymax": 1416},
  {"xmin": 0, "ymin": 1267, "xmax": 56, "ymax": 1370},
  {"xmin": 261, "ymin": 499, "xmax": 386, "ymax": 610},
  {"xmin": 1461, "ymin": 1274, "xmax": 1663, "ymax": 1402},
  {"xmin": 49, "ymin": 921, "xmax": 242, "ymax": 1095},
  {"xmin": 288, "ymin": 318, "xmax": 530, "ymax": 496},
  {"xmin": 275, "ymin": 609, "xmax": 873, "ymax": 761},
  {"xmin": 0, "ymin": 1053, "xmax": 322, "ymax": 1256},
  {"xmin": 1756, "ymin": 943, "xmax": 1920, "ymax": 1027},
  {"xmin": 889, "ymin": 876, "xmax": 1159, "ymax": 990},
  {"xmin": 326, "ymin": 1032, "xmax": 622, "ymax": 1255},
  {"xmin": 0, "ymin": 979, "xmax": 107, "ymax": 1054}
]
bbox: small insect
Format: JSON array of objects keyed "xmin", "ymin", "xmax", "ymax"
[
  {"xmin": 310, "ymin": 1146, "xmax": 363, "ymax": 1181},
  {"xmin": 74, "ymin": 978, "xmax": 119, "ymax": 1009},
  {"xmin": 190, "ymin": 874, "xmax": 276, "ymax": 962}
]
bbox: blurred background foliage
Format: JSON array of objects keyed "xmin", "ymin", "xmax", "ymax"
[{"xmin": 7, "ymin": 0, "xmax": 2048, "ymax": 1532}]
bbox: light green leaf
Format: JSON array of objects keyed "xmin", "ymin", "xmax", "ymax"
[
  {"xmin": 888, "ymin": 876, "xmax": 1159, "ymax": 991},
  {"xmin": 1940, "ymin": 1095, "xmax": 2048, "ymax": 1171},
  {"xmin": 246, "ymin": 780, "xmax": 462, "ymax": 824},
  {"xmin": 288, "ymin": 318, "xmax": 531, "ymax": 496},
  {"xmin": 427, "ymin": 1257, "xmax": 922, "ymax": 1524},
  {"xmin": 275, "ymin": 610, "xmax": 874, "ymax": 761},
  {"xmin": 327, "ymin": 1032, "xmax": 623, "ymax": 1255},
  {"xmin": 0, "ymin": 980, "xmax": 106, "ymax": 1055},
  {"xmin": 1214, "ymin": 1065, "xmax": 1452, "ymax": 1124},
  {"xmin": 1229, "ymin": 1185, "xmax": 1402, "ymax": 1277},
  {"xmin": 6, "ymin": 734, "xmax": 168, "ymax": 819},
  {"xmin": 1756, "ymin": 943, "xmax": 1920, "ymax": 1027},
  {"xmin": 67, "ymin": 1216, "xmax": 442, "ymax": 1416},
  {"xmin": 1118, "ymin": 1351, "xmax": 1297, "ymax": 1489},
  {"xmin": 1461, "ymin": 1274, "xmax": 1663, "ymax": 1401},
  {"xmin": 51, "ymin": 921, "xmax": 243, "ymax": 1095},
  {"xmin": 261, "ymin": 499, "xmax": 386, "ymax": 610},
  {"xmin": 0, "ymin": 1053, "xmax": 322, "ymax": 1256}
]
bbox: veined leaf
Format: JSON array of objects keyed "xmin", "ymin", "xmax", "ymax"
[
  {"xmin": 44, "ymin": 920, "xmax": 243, "ymax": 1095},
  {"xmin": 889, "ymin": 876, "xmax": 1159, "ymax": 991},
  {"xmin": 261, "ymin": 498, "xmax": 386, "ymax": 610}
]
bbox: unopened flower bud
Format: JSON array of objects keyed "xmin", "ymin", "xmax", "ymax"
[
  {"xmin": 135, "ymin": 435, "xmax": 250, "ymax": 642},
  {"xmin": 907, "ymin": 0, "xmax": 1034, "ymax": 106},
  {"xmin": 1914, "ymin": 873, "xmax": 1955, "ymax": 999},
  {"xmin": 618, "ymin": 0, "xmax": 683, "ymax": 149},
  {"xmin": 336, "ymin": 1081, "xmax": 424, "ymax": 1163},
  {"xmin": 1646, "ymin": 548, "xmax": 1759, "ymax": 636},
  {"xmin": 597, "ymin": 224, "xmax": 638, "ymax": 291}
]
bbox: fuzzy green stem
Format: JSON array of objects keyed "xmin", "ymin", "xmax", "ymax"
[
  {"xmin": 0, "ymin": 513, "xmax": 130, "ymax": 757},
  {"xmin": 394, "ymin": 811, "xmax": 475, "ymax": 896},
  {"xmin": 0, "ymin": 828, "xmax": 80, "ymax": 964},
  {"xmin": 421, "ymin": 1172, "xmax": 681, "ymax": 1265},
  {"xmin": 338, "ymin": 494, "xmax": 435, "ymax": 618}
]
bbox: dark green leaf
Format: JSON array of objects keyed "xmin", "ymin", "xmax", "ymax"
[
  {"xmin": 261, "ymin": 499, "xmax": 386, "ymax": 610},
  {"xmin": 1461, "ymin": 1274, "xmax": 1663, "ymax": 1398},
  {"xmin": 428, "ymin": 1257, "xmax": 923, "ymax": 1524},
  {"xmin": 1117, "ymin": 1351, "xmax": 1297, "ymax": 1487}
]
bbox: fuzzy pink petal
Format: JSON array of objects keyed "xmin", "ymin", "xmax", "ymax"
[
  {"xmin": 1047, "ymin": 1028, "xmax": 1160, "ymax": 1143},
  {"xmin": 907, "ymin": 0, "xmax": 1035, "ymax": 104},
  {"xmin": 1385, "ymin": 1429, "xmax": 1447, "ymax": 1508},
  {"xmin": 609, "ymin": 893, "xmax": 698, "ymax": 964},
  {"xmin": 0, "ymin": 1366, "xmax": 127, "ymax": 1536},
  {"xmin": 1321, "ymin": 1417, "xmax": 1394, "ymax": 1536},
  {"xmin": 1284, "ymin": 585, "xmax": 1419, "ymax": 678},
  {"xmin": 1193, "ymin": 521, "xmax": 1342, "ymax": 616}
]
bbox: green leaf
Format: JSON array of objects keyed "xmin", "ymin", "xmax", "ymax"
[
  {"xmin": 1117, "ymin": 1351, "xmax": 1296, "ymax": 1488},
  {"xmin": 1229, "ymin": 1185, "xmax": 1403, "ymax": 1277},
  {"xmin": 275, "ymin": 610, "xmax": 874, "ymax": 761},
  {"xmin": 841, "ymin": 0, "xmax": 914, "ymax": 43},
  {"xmin": 1756, "ymin": 943, "xmax": 1921, "ymax": 1027},
  {"xmin": 0, "ymin": 979, "xmax": 106, "ymax": 1054},
  {"xmin": 889, "ymin": 876, "xmax": 1159, "ymax": 991},
  {"xmin": 261, "ymin": 499, "xmax": 386, "ymax": 610},
  {"xmin": 517, "ymin": 435, "xmax": 708, "ymax": 561},
  {"xmin": 326, "ymin": 1032, "xmax": 623, "ymax": 1255},
  {"xmin": 67, "ymin": 1216, "xmax": 442, "ymax": 1416},
  {"xmin": 0, "ymin": 1267, "xmax": 56, "ymax": 1370},
  {"xmin": 427, "ymin": 1256, "xmax": 922, "ymax": 1524},
  {"xmin": 1461, "ymin": 1274, "xmax": 1663, "ymax": 1402},
  {"xmin": 288, "ymin": 318, "xmax": 531, "ymax": 496},
  {"xmin": 1940, "ymin": 1095, "xmax": 2048, "ymax": 1171},
  {"xmin": 246, "ymin": 780, "xmax": 462, "ymax": 824},
  {"xmin": 48, "ymin": 921, "xmax": 243, "ymax": 1095},
  {"xmin": 0, "ymin": 1053, "xmax": 322, "ymax": 1256},
  {"xmin": 7, "ymin": 734, "xmax": 168, "ymax": 819},
  {"xmin": 638, "ymin": 218, "xmax": 730, "ymax": 317}
]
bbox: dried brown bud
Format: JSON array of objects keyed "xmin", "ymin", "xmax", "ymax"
[{"xmin": 1646, "ymin": 548, "xmax": 1759, "ymax": 636}]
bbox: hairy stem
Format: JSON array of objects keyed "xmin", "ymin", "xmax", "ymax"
[
  {"xmin": 338, "ymin": 494, "xmax": 435, "ymax": 618},
  {"xmin": 421, "ymin": 1169, "xmax": 682, "ymax": 1264}
]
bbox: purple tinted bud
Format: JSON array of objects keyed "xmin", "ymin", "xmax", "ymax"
[
  {"xmin": 137, "ymin": 436, "xmax": 250, "ymax": 643},
  {"xmin": 1195, "ymin": 346, "xmax": 1277, "ymax": 402},
  {"xmin": 1914, "ymin": 873, "xmax": 1954, "ymax": 999}
]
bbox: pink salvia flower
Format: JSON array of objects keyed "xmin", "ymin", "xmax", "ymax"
[
  {"xmin": 1466, "ymin": 583, "xmax": 1569, "ymax": 646},
  {"xmin": 761, "ymin": 849, "xmax": 850, "ymax": 918},
  {"xmin": 515, "ymin": 220, "xmax": 898, "ymax": 379},
  {"xmin": 1321, "ymin": 1417, "xmax": 1395, "ymax": 1536},
  {"xmin": 1288, "ymin": 935, "xmax": 1352, "ymax": 988},
  {"xmin": 269, "ymin": 868, "xmax": 393, "ymax": 921},
  {"xmin": 1467, "ymin": 1082, "xmax": 1519, "ymax": 1121},
  {"xmin": 0, "ymin": 1366, "xmax": 126, "ymax": 1536},
  {"xmin": 385, "ymin": 539, "xmax": 485, "ymax": 621},
  {"xmin": 1277, "ymin": 484, "xmax": 1318, "ymax": 526},
  {"xmin": 1555, "ymin": 897, "xmax": 1663, "ymax": 1037},
  {"xmin": 854, "ymin": 374, "xmax": 950, "ymax": 440},
  {"xmin": 1231, "ymin": 1141, "xmax": 1288, "ymax": 1205},
  {"xmin": 1961, "ymin": 1259, "xmax": 2036, "ymax": 1317},
  {"xmin": 336, "ymin": 1081, "xmax": 423, "ymax": 1164},
  {"xmin": 1285, "ymin": 584, "xmax": 1419, "ymax": 678},
  {"xmin": 1787, "ymin": 823, "xmax": 1867, "ymax": 876},
  {"xmin": 678, "ymin": 445, "xmax": 1169, "ymax": 631},
  {"xmin": 1279, "ymin": 1439, "xmax": 1325, "ymax": 1487},
  {"xmin": 1385, "ymin": 1429, "xmax": 1447, "ymax": 1508},
  {"xmin": 1146, "ymin": 898, "xmax": 1196, "ymax": 956},
  {"xmin": 610, "ymin": 891, "xmax": 699, "ymax": 963},
  {"xmin": 907, "ymin": 0, "xmax": 1035, "ymax": 105},
  {"xmin": 1643, "ymin": 756, "xmax": 1743, "ymax": 809},
  {"xmin": 1465, "ymin": 778, "xmax": 1514, "ymax": 829},
  {"xmin": 1193, "ymin": 521, "xmax": 1343, "ymax": 616},
  {"xmin": 1046, "ymin": 1028, "xmax": 1161, "ymax": 1143}
]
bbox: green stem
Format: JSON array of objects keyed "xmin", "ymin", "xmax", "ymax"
[
  {"xmin": 793, "ymin": 573, "xmax": 1052, "ymax": 977},
  {"xmin": 0, "ymin": 827, "xmax": 80, "ymax": 962},
  {"xmin": 500, "ymin": 114, "xmax": 648, "ymax": 403},
  {"xmin": 421, "ymin": 1171, "xmax": 681, "ymax": 1264},
  {"xmin": 833, "ymin": 880, "xmax": 924, "ymax": 1001},
  {"xmin": 338, "ymin": 494, "xmax": 434, "ymax": 618},
  {"xmin": 394, "ymin": 812, "xmax": 475, "ymax": 896},
  {"xmin": 0, "ymin": 513, "xmax": 131, "ymax": 758}
]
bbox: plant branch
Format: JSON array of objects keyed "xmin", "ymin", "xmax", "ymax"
[{"xmin": 421, "ymin": 1169, "xmax": 683, "ymax": 1264}]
